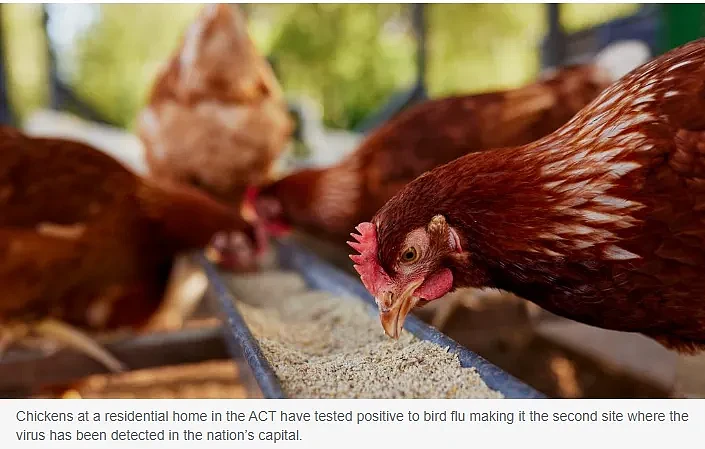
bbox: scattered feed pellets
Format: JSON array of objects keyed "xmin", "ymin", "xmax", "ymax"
[{"xmin": 224, "ymin": 271, "xmax": 503, "ymax": 399}]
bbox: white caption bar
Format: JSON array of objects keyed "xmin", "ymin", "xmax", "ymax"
[{"xmin": 2, "ymin": 399, "xmax": 702, "ymax": 449}]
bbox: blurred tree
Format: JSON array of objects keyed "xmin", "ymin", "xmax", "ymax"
[
  {"xmin": 260, "ymin": 4, "xmax": 416, "ymax": 129},
  {"xmin": 1, "ymin": 4, "xmax": 48, "ymax": 121},
  {"xmin": 427, "ymin": 3, "xmax": 544, "ymax": 97},
  {"xmin": 0, "ymin": 3, "xmax": 643, "ymax": 130},
  {"xmin": 561, "ymin": 3, "xmax": 639, "ymax": 33},
  {"xmin": 426, "ymin": 3, "xmax": 639, "ymax": 97},
  {"xmin": 70, "ymin": 4, "xmax": 203, "ymax": 129}
]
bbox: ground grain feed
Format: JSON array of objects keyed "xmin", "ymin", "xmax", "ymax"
[{"xmin": 226, "ymin": 271, "xmax": 503, "ymax": 399}]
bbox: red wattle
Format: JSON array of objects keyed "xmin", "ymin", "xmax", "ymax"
[{"xmin": 414, "ymin": 268, "xmax": 454, "ymax": 301}]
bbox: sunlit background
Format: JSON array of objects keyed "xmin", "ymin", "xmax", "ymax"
[
  {"xmin": 2, "ymin": 3, "xmax": 644, "ymax": 131},
  {"xmin": 2, "ymin": 3, "xmax": 705, "ymax": 400}
]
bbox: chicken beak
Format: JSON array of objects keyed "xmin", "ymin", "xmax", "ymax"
[{"xmin": 377, "ymin": 280, "xmax": 423, "ymax": 339}]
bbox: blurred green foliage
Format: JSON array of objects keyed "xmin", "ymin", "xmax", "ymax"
[
  {"xmin": 2, "ymin": 3, "xmax": 639, "ymax": 131},
  {"xmin": 263, "ymin": 4, "xmax": 416, "ymax": 129},
  {"xmin": 72, "ymin": 4, "xmax": 204, "ymax": 128},
  {"xmin": 1, "ymin": 4, "xmax": 48, "ymax": 122}
]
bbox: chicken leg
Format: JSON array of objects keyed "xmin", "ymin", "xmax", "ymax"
[{"xmin": 145, "ymin": 255, "xmax": 208, "ymax": 331}]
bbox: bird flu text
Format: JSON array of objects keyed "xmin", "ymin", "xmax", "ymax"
[{"xmin": 5, "ymin": 400, "xmax": 701, "ymax": 448}]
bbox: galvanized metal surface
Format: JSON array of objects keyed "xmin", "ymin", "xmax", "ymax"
[
  {"xmin": 204, "ymin": 238, "xmax": 545, "ymax": 399},
  {"xmin": 198, "ymin": 253, "xmax": 285, "ymax": 399}
]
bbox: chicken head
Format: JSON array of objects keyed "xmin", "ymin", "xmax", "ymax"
[
  {"xmin": 348, "ymin": 216, "xmax": 463, "ymax": 338},
  {"xmin": 246, "ymin": 186, "xmax": 293, "ymax": 237}
]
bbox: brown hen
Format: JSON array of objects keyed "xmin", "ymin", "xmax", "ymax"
[
  {"xmin": 137, "ymin": 3, "xmax": 293, "ymax": 205},
  {"xmin": 252, "ymin": 62, "xmax": 616, "ymax": 243},
  {"xmin": 350, "ymin": 38, "xmax": 705, "ymax": 354},
  {"xmin": 0, "ymin": 127, "xmax": 257, "ymax": 370}
]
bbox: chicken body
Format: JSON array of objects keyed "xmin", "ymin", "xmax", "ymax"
[
  {"xmin": 138, "ymin": 4, "xmax": 293, "ymax": 205},
  {"xmin": 0, "ymin": 129, "xmax": 256, "ymax": 367},
  {"xmin": 351, "ymin": 39, "xmax": 705, "ymax": 353},
  {"xmin": 254, "ymin": 63, "xmax": 615, "ymax": 241}
]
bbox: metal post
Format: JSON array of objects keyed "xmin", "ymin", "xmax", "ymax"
[
  {"xmin": 40, "ymin": 4, "xmax": 112, "ymax": 124},
  {"xmin": 0, "ymin": 4, "xmax": 15, "ymax": 125},
  {"xmin": 545, "ymin": 3, "xmax": 565, "ymax": 68},
  {"xmin": 41, "ymin": 5, "xmax": 60, "ymax": 110},
  {"xmin": 411, "ymin": 3, "xmax": 426, "ymax": 92}
]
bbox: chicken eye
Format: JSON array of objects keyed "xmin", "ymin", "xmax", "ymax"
[{"xmin": 400, "ymin": 247, "xmax": 419, "ymax": 264}]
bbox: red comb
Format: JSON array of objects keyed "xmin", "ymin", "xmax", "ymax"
[
  {"xmin": 347, "ymin": 222, "xmax": 391, "ymax": 296},
  {"xmin": 245, "ymin": 186, "xmax": 259, "ymax": 205}
]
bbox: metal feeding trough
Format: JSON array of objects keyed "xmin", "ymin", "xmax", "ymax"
[{"xmin": 199, "ymin": 239, "xmax": 545, "ymax": 399}]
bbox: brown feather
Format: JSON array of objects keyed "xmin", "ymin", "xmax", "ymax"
[
  {"xmin": 138, "ymin": 4, "xmax": 293, "ymax": 204},
  {"xmin": 257, "ymin": 63, "xmax": 614, "ymax": 240},
  {"xmin": 0, "ymin": 128, "xmax": 253, "ymax": 331},
  {"xmin": 370, "ymin": 38, "xmax": 705, "ymax": 352}
]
